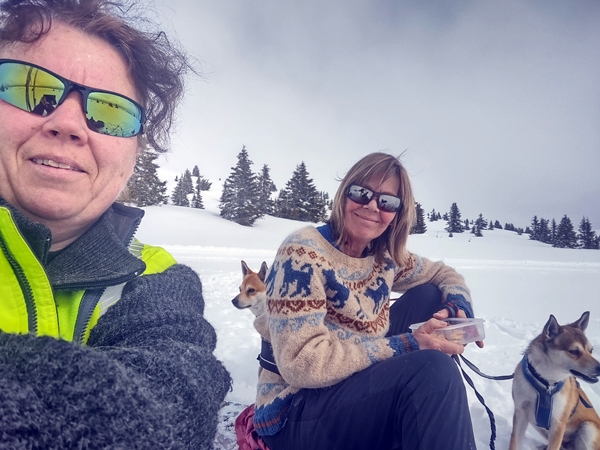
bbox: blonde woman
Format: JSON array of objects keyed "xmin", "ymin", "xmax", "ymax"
[{"xmin": 254, "ymin": 152, "xmax": 481, "ymax": 450}]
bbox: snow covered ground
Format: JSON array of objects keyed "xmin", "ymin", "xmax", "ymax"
[{"xmin": 136, "ymin": 187, "xmax": 600, "ymax": 450}]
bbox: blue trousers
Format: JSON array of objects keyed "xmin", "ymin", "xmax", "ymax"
[{"xmin": 261, "ymin": 284, "xmax": 476, "ymax": 450}]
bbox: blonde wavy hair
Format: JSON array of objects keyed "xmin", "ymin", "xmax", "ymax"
[{"xmin": 328, "ymin": 152, "xmax": 416, "ymax": 267}]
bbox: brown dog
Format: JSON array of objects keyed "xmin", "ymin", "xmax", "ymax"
[
  {"xmin": 231, "ymin": 260, "xmax": 267, "ymax": 317},
  {"xmin": 509, "ymin": 312, "xmax": 600, "ymax": 450}
]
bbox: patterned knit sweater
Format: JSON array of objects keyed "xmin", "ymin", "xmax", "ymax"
[{"xmin": 253, "ymin": 226, "xmax": 473, "ymax": 436}]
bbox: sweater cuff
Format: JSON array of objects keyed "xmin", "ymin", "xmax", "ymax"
[
  {"xmin": 388, "ymin": 333, "xmax": 420, "ymax": 355},
  {"xmin": 443, "ymin": 293, "xmax": 474, "ymax": 318}
]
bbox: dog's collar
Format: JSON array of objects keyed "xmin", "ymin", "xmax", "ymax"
[{"xmin": 521, "ymin": 356, "xmax": 565, "ymax": 430}]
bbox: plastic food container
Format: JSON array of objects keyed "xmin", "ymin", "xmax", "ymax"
[{"xmin": 408, "ymin": 318, "xmax": 485, "ymax": 344}]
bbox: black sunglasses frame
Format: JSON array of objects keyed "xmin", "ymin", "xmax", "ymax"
[
  {"xmin": 346, "ymin": 184, "xmax": 402, "ymax": 213},
  {"xmin": 0, "ymin": 58, "xmax": 146, "ymax": 137}
]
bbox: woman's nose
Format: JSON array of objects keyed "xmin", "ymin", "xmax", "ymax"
[
  {"xmin": 364, "ymin": 196, "xmax": 379, "ymax": 211},
  {"xmin": 40, "ymin": 92, "xmax": 89, "ymax": 143}
]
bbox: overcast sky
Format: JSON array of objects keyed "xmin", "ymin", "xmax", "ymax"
[{"xmin": 153, "ymin": 0, "xmax": 600, "ymax": 229}]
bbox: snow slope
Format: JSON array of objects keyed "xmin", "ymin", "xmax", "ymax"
[{"xmin": 136, "ymin": 187, "xmax": 600, "ymax": 450}]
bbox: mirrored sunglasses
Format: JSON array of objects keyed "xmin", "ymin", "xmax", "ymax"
[
  {"xmin": 346, "ymin": 184, "xmax": 402, "ymax": 213},
  {"xmin": 0, "ymin": 59, "xmax": 145, "ymax": 138}
]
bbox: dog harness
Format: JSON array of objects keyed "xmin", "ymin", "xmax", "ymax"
[
  {"xmin": 521, "ymin": 356, "xmax": 594, "ymax": 430},
  {"xmin": 521, "ymin": 356, "xmax": 565, "ymax": 430},
  {"xmin": 258, "ymin": 339, "xmax": 280, "ymax": 375}
]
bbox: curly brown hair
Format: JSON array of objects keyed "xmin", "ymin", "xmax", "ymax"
[
  {"xmin": 0, "ymin": 0, "xmax": 191, "ymax": 153},
  {"xmin": 328, "ymin": 152, "xmax": 416, "ymax": 267}
]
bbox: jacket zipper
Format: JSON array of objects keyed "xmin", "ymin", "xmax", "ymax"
[
  {"xmin": 72, "ymin": 218, "xmax": 143, "ymax": 344},
  {"xmin": 72, "ymin": 270, "xmax": 143, "ymax": 344},
  {"xmin": 0, "ymin": 233, "xmax": 38, "ymax": 334}
]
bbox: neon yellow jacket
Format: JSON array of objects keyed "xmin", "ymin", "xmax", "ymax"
[{"xmin": 0, "ymin": 199, "xmax": 175, "ymax": 344}]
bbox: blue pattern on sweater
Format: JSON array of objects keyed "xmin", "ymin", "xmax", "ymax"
[
  {"xmin": 364, "ymin": 277, "xmax": 389, "ymax": 314},
  {"xmin": 254, "ymin": 394, "xmax": 295, "ymax": 436},
  {"xmin": 279, "ymin": 259, "xmax": 313, "ymax": 297},
  {"xmin": 388, "ymin": 334, "xmax": 419, "ymax": 355},
  {"xmin": 322, "ymin": 268, "xmax": 350, "ymax": 308}
]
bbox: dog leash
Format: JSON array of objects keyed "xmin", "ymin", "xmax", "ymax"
[{"xmin": 452, "ymin": 355, "xmax": 514, "ymax": 450}]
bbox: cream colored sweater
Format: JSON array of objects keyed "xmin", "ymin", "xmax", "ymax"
[{"xmin": 253, "ymin": 226, "xmax": 472, "ymax": 436}]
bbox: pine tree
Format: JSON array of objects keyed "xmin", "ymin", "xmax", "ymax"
[
  {"xmin": 577, "ymin": 217, "xmax": 597, "ymax": 249},
  {"xmin": 473, "ymin": 213, "xmax": 487, "ymax": 237},
  {"xmin": 494, "ymin": 220, "xmax": 502, "ymax": 229},
  {"xmin": 488, "ymin": 220, "xmax": 494, "ymax": 231},
  {"xmin": 554, "ymin": 215, "xmax": 577, "ymax": 248},
  {"xmin": 538, "ymin": 218, "xmax": 551, "ymax": 244},
  {"xmin": 550, "ymin": 219, "xmax": 557, "ymax": 246},
  {"xmin": 530, "ymin": 216, "xmax": 540, "ymax": 240},
  {"xmin": 182, "ymin": 169, "xmax": 194, "ymax": 196},
  {"xmin": 274, "ymin": 162, "xmax": 327, "ymax": 222},
  {"xmin": 445, "ymin": 203, "xmax": 464, "ymax": 233},
  {"xmin": 256, "ymin": 164, "xmax": 277, "ymax": 215},
  {"xmin": 197, "ymin": 176, "xmax": 212, "ymax": 191},
  {"xmin": 315, "ymin": 191, "xmax": 332, "ymax": 222},
  {"xmin": 429, "ymin": 209, "xmax": 439, "ymax": 222},
  {"xmin": 411, "ymin": 202, "xmax": 427, "ymax": 234},
  {"xmin": 191, "ymin": 177, "xmax": 204, "ymax": 209},
  {"xmin": 192, "ymin": 166, "xmax": 212, "ymax": 190},
  {"xmin": 171, "ymin": 177, "xmax": 190, "ymax": 207},
  {"xmin": 219, "ymin": 146, "xmax": 262, "ymax": 226},
  {"xmin": 124, "ymin": 148, "xmax": 168, "ymax": 207}
]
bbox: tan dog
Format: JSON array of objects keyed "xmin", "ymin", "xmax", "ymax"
[
  {"xmin": 231, "ymin": 260, "xmax": 267, "ymax": 317},
  {"xmin": 509, "ymin": 312, "xmax": 600, "ymax": 450}
]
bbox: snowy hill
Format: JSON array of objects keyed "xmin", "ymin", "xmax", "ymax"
[{"xmin": 135, "ymin": 185, "xmax": 600, "ymax": 450}]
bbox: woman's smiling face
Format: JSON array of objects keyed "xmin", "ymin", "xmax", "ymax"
[
  {"xmin": 0, "ymin": 23, "xmax": 139, "ymax": 249},
  {"xmin": 342, "ymin": 174, "xmax": 400, "ymax": 258}
]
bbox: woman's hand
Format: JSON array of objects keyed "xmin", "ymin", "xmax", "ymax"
[
  {"xmin": 433, "ymin": 308, "xmax": 485, "ymax": 348},
  {"xmin": 412, "ymin": 318, "xmax": 465, "ymax": 355}
]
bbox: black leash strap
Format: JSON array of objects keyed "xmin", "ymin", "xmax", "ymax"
[
  {"xmin": 452, "ymin": 355, "xmax": 514, "ymax": 450},
  {"xmin": 459, "ymin": 354, "xmax": 515, "ymax": 381}
]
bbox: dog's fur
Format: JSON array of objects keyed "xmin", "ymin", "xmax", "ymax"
[
  {"xmin": 509, "ymin": 312, "xmax": 600, "ymax": 450},
  {"xmin": 232, "ymin": 261, "xmax": 267, "ymax": 317}
]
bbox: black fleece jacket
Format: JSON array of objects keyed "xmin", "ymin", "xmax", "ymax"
[{"xmin": 0, "ymin": 199, "xmax": 231, "ymax": 449}]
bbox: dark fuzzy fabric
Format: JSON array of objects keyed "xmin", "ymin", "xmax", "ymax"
[
  {"xmin": 0, "ymin": 198, "xmax": 232, "ymax": 449},
  {"xmin": 0, "ymin": 265, "xmax": 231, "ymax": 449}
]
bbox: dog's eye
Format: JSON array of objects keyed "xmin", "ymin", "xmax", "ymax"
[
  {"xmin": 569, "ymin": 349, "xmax": 581, "ymax": 357},
  {"xmin": 247, "ymin": 288, "xmax": 255, "ymax": 294}
]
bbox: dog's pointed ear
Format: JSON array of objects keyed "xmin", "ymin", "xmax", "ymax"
[
  {"xmin": 241, "ymin": 260, "xmax": 249, "ymax": 276},
  {"xmin": 258, "ymin": 262, "xmax": 268, "ymax": 282},
  {"xmin": 573, "ymin": 311, "xmax": 590, "ymax": 332},
  {"xmin": 544, "ymin": 314, "xmax": 560, "ymax": 339}
]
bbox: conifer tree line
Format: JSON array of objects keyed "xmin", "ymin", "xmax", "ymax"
[
  {"xmin": 528, "ymin": 215, "xmax": 599, "ymax": 249},
  {"xmin": 430, "ymin": 202, "xmax": 599, "ymax": 250},
  {"xmin": 219, "ymin": 146, "xmax": 332, "ymax": 226},
  {"xmin": 171, "ymin": 166, "xmax": 212, "ymax": 209},
  {"xmin": 122, "ymin": 148, "xmax": 598, "ymax": 248}
]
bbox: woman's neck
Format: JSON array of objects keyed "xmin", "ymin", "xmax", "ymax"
[{"xmin": 340, "ymin": 240, "xmax": 369, "ymax": 258}]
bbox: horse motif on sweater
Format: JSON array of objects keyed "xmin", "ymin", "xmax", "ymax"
[
  {"xmin": 322, "ymin": 268, "xmax": 350, "ymax": 309},
  {"xmin": 365, "ymin": 277, "xmax": 389, "ymax": 314},
  {"xmin": 279, "ymin": 259, "xmax": 313, "ymax": 298}
]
